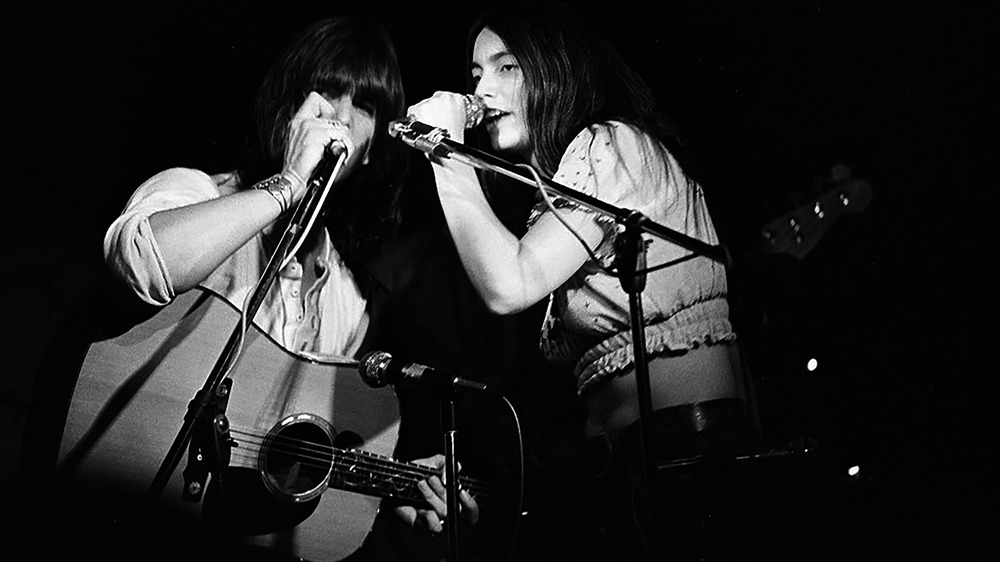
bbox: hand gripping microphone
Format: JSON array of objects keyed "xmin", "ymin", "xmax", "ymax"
[
  {"xmin": 358, "ymin": 351, "xmax": 494, "ymax": 395},
  {"xmin": 310, "ymin": 137, "xmax": 352, "ymax": 185},
  {"xmin": 387, "ymin": 94, "xmax": 485, "ymax": 158}
]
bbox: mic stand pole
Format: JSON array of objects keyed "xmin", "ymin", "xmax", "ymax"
[
  {"xmin": 144, "ymin": 155, "xmax": 341, "ymax": 508},
  {"xmin": 614, "ymin": 211, "xmax": 654, "ymax": 535},
  {"xmin": 441, "ymin": 390, "xmax": 461, "ymax": 562}
]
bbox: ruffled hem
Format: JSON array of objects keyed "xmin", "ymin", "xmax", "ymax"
[{"xmin": 575, "ymin": 313, "xmax": 736, "ymax": 396}]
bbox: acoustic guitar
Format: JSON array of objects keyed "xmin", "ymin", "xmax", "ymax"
[{"xmin": 56, "ymin": 288, "xmax": 503, "ymax": 561}]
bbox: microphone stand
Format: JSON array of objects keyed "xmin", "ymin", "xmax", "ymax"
[
  {"xmin": 613, "ymin": 211, "xmax": 655, "ymax": 534},
  {"xmin": 391, "ymin": 120, "xmax": 730, "ymax": 538},
  {"xmin": 144, "ymin": 152, "xmax": 345, "ymax": 515},
  {"xmin": 441, "ymin": 389, "xmax": 461, "ymax": 562}
]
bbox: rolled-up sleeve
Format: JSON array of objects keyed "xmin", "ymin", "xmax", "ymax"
[{"xmin": 103, "ymin": 168, "xmax": 220, "ymax": 305}]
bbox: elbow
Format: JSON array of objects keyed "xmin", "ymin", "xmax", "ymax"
[
  {"xmin": 480, "ymin": 286, "xmax": 533, "ymax": 316},
  {"xmin": 484, "ymin": 298, "xmax": 523, "ymax": 316},
  {"xmin": 464, "ymin": 260, "xmax": 542, "ymax": 315},
  {"xmin": 104, "ymin": 229, "xmax": 176, "ymax": 307}
]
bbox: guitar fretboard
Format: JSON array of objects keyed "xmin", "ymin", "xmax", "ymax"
[{"xmin": 327, "ymin": 447, "xmax": 500, "ymax": 506}]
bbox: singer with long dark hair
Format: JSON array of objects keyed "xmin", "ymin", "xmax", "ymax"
[
  {"xmin": 406, "ymin": 1, "xmax": 758, "ymax": 559},
  {"xmin": 103, "ymin": 14, "xmax": 477, "ymax": 555}
]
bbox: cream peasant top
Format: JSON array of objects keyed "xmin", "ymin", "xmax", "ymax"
[{"xmin": 528, "ymin": 122, "xmax": 735, "ymax": 395}]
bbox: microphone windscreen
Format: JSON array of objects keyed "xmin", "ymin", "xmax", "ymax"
[
  {"xmin": 359, "ymin": 350, "xmax": 393, "ymax": 388},
  {"xmin": 464, "ymin": 94, "xmax": 486, "ymax": 129},
  {"xmin": 326, "ymin": 138, "xmax": 351, "ymax": 159}
]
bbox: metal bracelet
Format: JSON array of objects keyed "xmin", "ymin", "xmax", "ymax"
[{"xmin": 252, "ymin": 174, "xmax": 293, "ymax": 213}]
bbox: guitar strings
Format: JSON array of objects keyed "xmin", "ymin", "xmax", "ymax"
[
  {"xmin": 225, "ymin": 427, "xmax": 498, "ymax": 499},
  {"xmin": 228, "ymin": 429, "xmax": 498, "ymax": 500},
  {"xmin": 228, "ymin": 429, "xmax": 460, "ymax": 484}
]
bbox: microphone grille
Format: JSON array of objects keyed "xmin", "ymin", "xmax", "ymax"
[
  {"xmin": 463, "ymin": 94, "xmax": 486, "ymax": 129},
  {"xmin": 325, "ymin": 138, "xmax": 352, "ymax": 161},
  {"xmin": 359, "ymin": 351, "xmax": 393, "ymax": 388}
]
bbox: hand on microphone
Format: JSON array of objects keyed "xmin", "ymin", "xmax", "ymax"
[
  {"xmin": 404, "ymin": 91, "xmax": 483, "ymax": 147},
  {"xmin": 282, "ymin": 91, "xmax": 372, "ymax": 205}
]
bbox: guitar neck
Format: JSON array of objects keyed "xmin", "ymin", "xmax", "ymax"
[
  {"xmin": 756, "ymin": 176, "xmax": 872, "ymax": 261},
  {"xmin": 329, "ymin": 448, "xmax": 501, "ymax": 507}
]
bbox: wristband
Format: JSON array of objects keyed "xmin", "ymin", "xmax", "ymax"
[{"xmin": 252, "ymin": 174, "xmax": 293, "ymax": 213}]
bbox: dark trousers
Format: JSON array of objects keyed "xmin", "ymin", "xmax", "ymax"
[{"xmin": 585, "ymin": 398, "xmax": 758, "ymax": 561}]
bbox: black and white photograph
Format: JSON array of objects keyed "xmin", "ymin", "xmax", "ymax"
[{"xmin": 3, "ymin": 1, "xmax": 987, "ymax": 560}]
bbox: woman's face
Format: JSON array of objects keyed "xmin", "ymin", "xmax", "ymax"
[{"xmin": 471, "ymin": 28, "xmax": 532, "ymax": 160}]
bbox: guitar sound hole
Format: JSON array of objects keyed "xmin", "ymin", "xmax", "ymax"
[{"xmin": 259, "ymin": 415, "xmax": 335, "ymax": 503}]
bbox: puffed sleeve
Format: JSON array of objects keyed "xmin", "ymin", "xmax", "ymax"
[
  {"xmin": 103, "ymin": 168, "xmax": 220, "ymax": 305},
  {"xmin": 529, "ymin": 122, "xmax": 670, "ymax": 264}
]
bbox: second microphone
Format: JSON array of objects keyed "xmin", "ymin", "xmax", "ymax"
[{"xmin": 359, "ymin": 350, "xmax": 494, "ymax": 395}]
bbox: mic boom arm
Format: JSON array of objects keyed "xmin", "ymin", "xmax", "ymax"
[{"xmin": 387, "ymin": 119, "xmax": 729, "ymax": 267}]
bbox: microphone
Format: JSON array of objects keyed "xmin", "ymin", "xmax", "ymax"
[
  {"xmin": 359, "ymin": 351, "xmax": 493, "ymax": 395},
  {"xmin": 464, "ymin": 94, "xmax": 486, "ymax": 129},
  {"xmin": 304, "ymin": 138, "xmax": 352, "ymax": 193},
  {"xmin": 326, "ymin": 138, "xmax": 351, "ymax": 159},
  {"xmin": 387, "ymin": 94, "xmax": 485, "ymax": 157}
]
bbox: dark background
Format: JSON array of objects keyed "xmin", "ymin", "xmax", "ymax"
[{"xmin": 3, "ymin": 0, "xmax": 989, "ymax": 558}]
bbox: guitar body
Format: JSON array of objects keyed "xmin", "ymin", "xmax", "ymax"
[{"xmin": 56, "ymin": 288, "xmax": 401, "ymax": 561}]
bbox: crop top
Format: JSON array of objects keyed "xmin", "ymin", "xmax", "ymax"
[{"xmin": 528, "ymin": 122, "xmax": 736, "ymax": 395}]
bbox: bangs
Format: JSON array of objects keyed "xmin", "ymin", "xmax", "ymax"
[
  {"xmin": 314, "ymin": 71, "xmax": 386, "ymax": 113},
  {"xmin": 310, "ymin": 41, "xmax": 402, "ymax": 118}
]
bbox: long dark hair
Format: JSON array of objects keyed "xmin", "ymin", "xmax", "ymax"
[
  {"xmin": 236, "ymin": 16, "xmax": 407, "ymax": 267},
  {"xmin": 467, "ymin": 1, "xmax": 696, "ymax": 181}
]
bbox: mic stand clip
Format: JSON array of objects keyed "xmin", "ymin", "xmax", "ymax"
[{"xmin": 181, "ymin": 378, "xmax": 234, "ymax": 502}]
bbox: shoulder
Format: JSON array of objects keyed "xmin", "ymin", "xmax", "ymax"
[
  {"xmin": 140, "ymin": 167, "xmax": 212, "ymax": 191},
  {"xmin": 563, "ymin": 121, "xmax": 659, "ymax": 165},
  {"xmin": 149, "ymin": 167, "xmax": 214, "ymax": 183},
  {"xmin": 149, "ymin": 167, "xmax": 234, "ymax": 190},
  {"xmin": 114, "ymin": 168, "xmax": 234, "ymax": 216},
  {"xmin": 135, "ymin": 168, "xmax": 235, "ymax": 199}
]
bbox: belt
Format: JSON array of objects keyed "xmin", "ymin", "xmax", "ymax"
[{"xmin": 587, "ymin": 398, "xmax": 752, "ymax": 477}]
